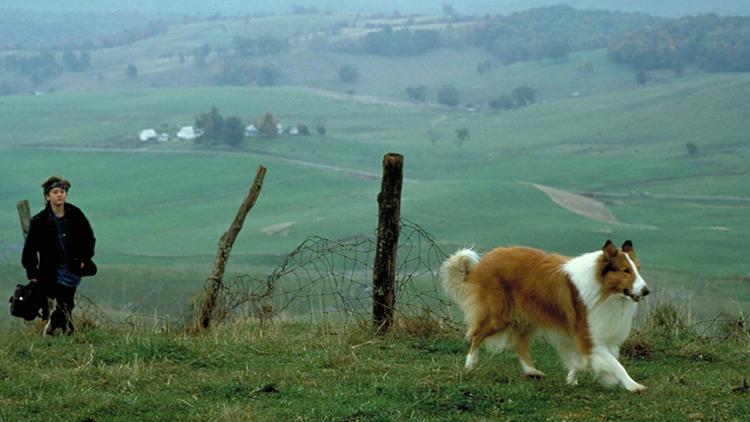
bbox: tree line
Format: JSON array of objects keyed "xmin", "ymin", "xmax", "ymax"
[
  {"xmin": 316, "ymin": 6, "xmax": 661, "ymax": 62},
  {"xmin": 193, "ymin": 106, "xmax": 322, "ymax": 147},
  {"xmin": 470, "ymin": 5, "xmax": 664, "ymax": 64},
  {"xmin": 405, "ymin": 83, "xmax": 536, "ymax": 110},
  {"xmin": 3, "ymin": 50, "xmax": 91, "ymax": 86},
  {"xmin": 609, "ymin": 14, "xmax": 750, "ymax": 73}
]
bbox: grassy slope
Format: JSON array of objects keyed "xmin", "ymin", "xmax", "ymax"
[{"xmin": 1, "ymin": 314, "xmax": 748, "ymax": 421}]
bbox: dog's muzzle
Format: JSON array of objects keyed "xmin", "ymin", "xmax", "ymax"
[{"xmin": 624, "ymin": 286, "xmax": 650, "ymax": 302}]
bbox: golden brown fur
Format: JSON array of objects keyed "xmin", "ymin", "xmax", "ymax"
[{"xmin": 463, "ymin": 247, "xmax": 592, "ymax": 371}]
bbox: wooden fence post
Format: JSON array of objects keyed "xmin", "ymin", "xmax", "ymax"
[
  {"xmin": 373, "ymin": 153, "xmax": 403, "ymax": 333},
  {"xmin": 196, "ymin": 165, "xmax": 267, "ymax": 331},
  {"xmin": 17, "ymin": 200, "xmax": 31, "ymax": 240}
]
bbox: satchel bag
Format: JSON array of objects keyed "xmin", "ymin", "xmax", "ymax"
[{"xmin": 9, "ymin": 282, "xmax": 45, "ymax": 321}]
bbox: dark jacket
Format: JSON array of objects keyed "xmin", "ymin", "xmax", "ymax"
[{"xmin": 22, "ymin": 202, "xmax": 96, "ymax": 286}]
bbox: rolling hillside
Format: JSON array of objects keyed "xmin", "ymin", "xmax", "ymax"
[
  {"xmin": 1, "ymin": 11, "xmax": 748, "ymax": 323},
  {"xmin": 1, "ymin": 71, "xmax": 748, "ymax": 321}
]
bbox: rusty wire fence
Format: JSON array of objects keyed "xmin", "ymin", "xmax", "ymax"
[{"xmin": 209, "ymin": 218, "xmax": 455, "ymax": 325}]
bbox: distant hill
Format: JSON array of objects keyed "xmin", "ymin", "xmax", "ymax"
[
  {"xmin": 502, "ymin": 0, "xmax": 750, "ymax": 18},
  {"xmin": 1, "ymin": 5, "xmax": 748, "ymax": 102},
  {"xmin": 0, "ymin": 10, "xmax": 173, "ymax": 50}
]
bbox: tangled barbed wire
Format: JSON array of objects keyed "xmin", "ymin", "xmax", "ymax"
[{"xmin": 214, "ymin": 218, "xmax": 454, "ymax": 324}]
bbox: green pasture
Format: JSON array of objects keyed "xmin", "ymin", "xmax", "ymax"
[{"xmin": 1, "ymin": 72, "xmax": 749, "ymax": 320}]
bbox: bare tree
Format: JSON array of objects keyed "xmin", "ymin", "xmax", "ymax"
[
  {"xmin": 455, "ymin": 128, "xmax": 470, "ymax": 146},
  {"xmin": 686, "ymin": 142, "xmax": 698, "ymax": 158}
]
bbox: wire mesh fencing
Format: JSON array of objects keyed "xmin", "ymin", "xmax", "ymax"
[{"xmin": 213, "ymin": 218, "xmax": 455, "ymax": 325}]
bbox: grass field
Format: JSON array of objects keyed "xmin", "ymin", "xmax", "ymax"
[
  {"xmin": 1, "ymin": 304, "xmax": 748, "ymax": 421},
  {"xmin": 2, "ymin": 70, "xmax": 749, "ymax": 322}
]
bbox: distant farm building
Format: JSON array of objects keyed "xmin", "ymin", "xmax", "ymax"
[
  {"xmin": 139, "ymin": 129, "xmax": 158, "ymax": 142},
  {"xmin": 245, "ymin": 124, "xmax": 258, "ymax": 137},
  {"xmin": 176, "ymin": 126, "xmax": 202, "ymax": 140}
]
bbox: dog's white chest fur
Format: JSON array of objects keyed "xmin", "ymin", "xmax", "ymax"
[{"xmin": 563, "ymin": 251, "xmax": 638, "ymax": 348}]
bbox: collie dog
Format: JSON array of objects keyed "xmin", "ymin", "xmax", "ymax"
[{"xmin": 441, "ymin": 240, "xmax": 649, "ymax": 392}]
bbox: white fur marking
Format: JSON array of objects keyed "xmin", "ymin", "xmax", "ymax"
[
  {"xmin": 623, "ymin": 253, "xmax": 648, "ymax": 297},
  {"xmin": 562, "ymin": 251, "xmax": 603, "ymax": 308}
]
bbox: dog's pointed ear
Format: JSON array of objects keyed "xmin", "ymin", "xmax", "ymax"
[
  {"xmin": 602, "ymin": 240, "xmax": 618, "ymax": 259},
  {"xmin": 621, "ymin": 240, "xmax": 635, "ymax": 256}
]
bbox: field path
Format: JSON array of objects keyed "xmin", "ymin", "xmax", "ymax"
[
  {"xmin": 7, "ymin": 144, "xmax": 419, "ymax": 183},
  {"xmin": 530, "ymin": 182, "xmax": 620, "ymax": 224},
  {"xmin": 298, "ymin": 87, "xmax": 449, "ymax": 110}
]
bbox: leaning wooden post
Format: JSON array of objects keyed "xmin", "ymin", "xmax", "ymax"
[
  {"xmin": 373, "ymin": 153, "xmax": 403, "ymax": 333},
  {"xmin": 17, "ymin": 200, "xmax": 31, "ymax": 240},
  {"xmin": 196, "ymin": 165, "xmax": 267, "ymax": 331}
]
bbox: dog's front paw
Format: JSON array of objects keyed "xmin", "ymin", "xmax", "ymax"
[
  {"xmin": 626, "ymin": 382, "xmax": 646, "ymax": 393},
  {"xmin": 524, "ymin": 368, "xmax": 546, "ymax": 379}
]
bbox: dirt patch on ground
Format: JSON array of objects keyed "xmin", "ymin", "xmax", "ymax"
[
  {"xmin": 531, "ymin": 183, "xmax": 619, "ymax": 224},
  {"xmin": 261, "ymin": 222, "xmax": 295, "ymax": 236}
]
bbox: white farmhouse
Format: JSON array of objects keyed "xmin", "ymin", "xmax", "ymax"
[
  {"xmin": 177, "ymin": 126, "xmax": 201, "ymax": 140},
  {"xmin": 139, "ymin": 129, "xmax": 158, "ymax": 142}
]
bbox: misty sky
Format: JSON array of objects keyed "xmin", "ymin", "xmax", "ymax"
[{"xmin": 3, "ymin": 0, "xmax": 749, "ymax": 17}]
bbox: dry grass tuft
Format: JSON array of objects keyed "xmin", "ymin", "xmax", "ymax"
[
  {"xmin": 394, "ymin": 310, "xmax": 454, "ymax": 339},
  {"xmin": 718, "ymin": 311, "xmax": 749, "ymax": 342},
  {"xmin": 621, "ymin": 334, "xmax": 653, "ymax": 359},
  {"xmin": 643, "ymin": 301, "xmax": 688, "ymax": 337}
]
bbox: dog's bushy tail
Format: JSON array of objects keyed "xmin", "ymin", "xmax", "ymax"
[{"xmin": 440, "ymin": 249, "xmax": 480, "ymax": 315}]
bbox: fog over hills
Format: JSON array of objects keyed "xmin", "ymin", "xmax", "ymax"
[{"xmin": 5, "ymin": 0, "xmax": 750, "ymax": 17}]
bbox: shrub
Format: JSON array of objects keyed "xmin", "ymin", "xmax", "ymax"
[
  {"xmin": 437, "ymin": 85, "xmax": 460, "ymax": 107},
  {"xmin": 489, "ymin": 94, "xmax": 514, "ymax": 110}
]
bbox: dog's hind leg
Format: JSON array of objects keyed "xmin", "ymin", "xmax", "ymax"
[
  {"xmin": 465, "ymin": 319, "xmax": 507, "ymax": 370},
  {"xmin": 514, "ymin": 329, "xmax": 545, "ymax": 378}
]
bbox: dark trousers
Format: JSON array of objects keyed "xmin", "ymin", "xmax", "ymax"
[{"xmin": 45, "ymin": 283, "xmax": 77, "ymax": 335}]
